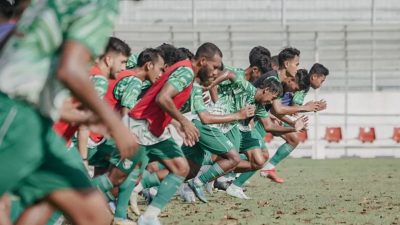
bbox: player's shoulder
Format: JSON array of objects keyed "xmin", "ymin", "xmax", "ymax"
[{"xmin": 171, "ymin": 66, "xmax": 194, "ymax": 77}]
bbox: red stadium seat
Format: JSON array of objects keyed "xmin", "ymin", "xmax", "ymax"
[
  {"xmin": 324, "ymin": 127, "xmax": 342, "ymax": 143},
  {"xmin": 297, "ymin": 130, "xmax": 308, "ymax": 143},
  {"xmin": 358, "ymin": 127, "xmax": 376, "ymax": 143},
  {"xmin": 264, "ymin": 133, "xmax": 273, "ymax": 143},
  {"xmin": 392, "ymin": 127, "xmax": 400, "ymax": 143}
]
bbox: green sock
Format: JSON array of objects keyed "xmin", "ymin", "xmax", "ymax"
[
  {"xmin": 114, "ymin": 170, "xmax": 140, "ymax": 219},
  {"xmin": 269, "ymin": 143, "xmax": 294, "ymax": 166},
  {"xmin": 232, "ymin": 170, "xmax": 257, "ymax": 187},
  {"xmin": 141, "ymin": 170, "xmax": 161, "ymax": 189},
  {"xmin": 150, "ymin": 173, "xmax": 185, "ymax": 210},
  {"xmin": 91, "ymin": 174, "xmax": 113, "ymax": 194},
  {"xmin": 198, "ymin": 163, "xmax": 225, "ymax": 185}
]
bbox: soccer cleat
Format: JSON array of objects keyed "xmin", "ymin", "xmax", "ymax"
[
  {"xmin": 214, "ymin": 180, "xmax": 230, "ymax": 191},
  {"xmin": 129, "ymin": 192, "xmax": 141, "ymax": 216},
  {"xmin": 260, "ymin": 169, "xmax": 284, "ymax": 183},
  {"xmin": 226, "ymin": 185, "xmax": 251, "ymax": 200},
  {"xmin": 178, "ymin": 184, "xmax": 196, "ymax": 203},
  {"xmin": 187, "ymin": 180, "xmax": 208, "ymax": 203},
  {"xmin": 137, "ymin": 215, "xmax": 162, "ymax": 225},
  {"xmin": 114, "ymin": 218, "xmax": 137, "ymax": 225},
  {"xmin": 205, "ymin": 181, "xmax": 214, "ymax": 194}
]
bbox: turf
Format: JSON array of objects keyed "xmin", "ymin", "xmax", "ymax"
[{"xmin": 130, "ymin": 158, "xmax": 400, "ymax": 225}]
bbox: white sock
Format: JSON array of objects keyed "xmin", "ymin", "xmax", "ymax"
[
  {"xmin": 133, "ymin": 183, "xmax": 144, "ymax": 193},
  {"xmin": 229, "ymin": 184, "xmax": 241, "ymax": 190},
  {"xmin": 143, "ymin": 205, "xmax": 161, "ymax": 218},
  {"xmin": 193, "ymin": 177, "xmax": 203, "ymax": 187},
  {"xmin": 263, "ymin": 162, "xmax": 275, "ymax": 170}
]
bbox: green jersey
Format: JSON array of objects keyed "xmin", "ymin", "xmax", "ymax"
[
  {"xmin": 91, "ymin": 76, "xmax": 109, "ymax": 99},
  {"xmin": 292, "ymin": 90, "xmax": 308, "ymax": 106},
  {"xmin": 0, "ymin": 0, "xmax": 118, "ymax": 120},
  {"xmin": 114, "ymin": 76, "xmax": 143, "ymax": 109}
]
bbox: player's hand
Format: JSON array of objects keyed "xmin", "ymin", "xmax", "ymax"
[
  {"xmin": 237, "ymin": 105, "xmax": 256, "ymax": 120},
  {"xmin": 294, "ymin": 115, "xmax": 308, "ymax": 131},
  {"xmin": 180, "ymin": 119, "xmax": 200, "ymax": 147},
  {"xmin": 303, "ymin": 101, "xmax": 320, "ymax": 112},
  {"xmin": 316, "ymin": 99, "xmax": 327, "ymax": 111},
  {"xmin": 110, "ymin": 123, "xmax": 139, "ymax": 159}
]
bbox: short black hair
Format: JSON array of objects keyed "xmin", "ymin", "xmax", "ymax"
[
  {"xmin": 137, "ymin": 48, "xmax": 164, "ymax": 67},
  {"xmin": 250, "ymin": 54, "xmax": 271, "ymax": 74},
  {"xmin": 157, "ymin": 43, "xmax": 187, "ymax": 66},
  {"xmin": 263, "ymin": 78, "xmax": 283, "ymax": 97},
  {"xmin": 0, "ymin": 0, "xmax": 16, "ymax": 19},
  {"xmin": 309, "ymin": 63, "xmax": 329, "ymax": 77},
  {"xmin": 296, "ymin": 69, "xmax": 310, "ymax": 92},
  {"xmin": 271, "ymin": 55, "xmax": 279, "ymax": 66},
  {"xmin": 178, "ymin": 47, "xmax": 194, "ymax": 60},
  {"xmin": 249, "ymin": 46, "xmax": 271, "ymax": 64},
  {"xmin": 194, "ymin": 42, "xmax": 223, "ymax": 60},
  {"xmin": 102, "ymin": 37, "xmax": 131, "ymax": 58},
  {"xmin": 278, "ymin": 47, "xmax": 300, "ymax": 69}
]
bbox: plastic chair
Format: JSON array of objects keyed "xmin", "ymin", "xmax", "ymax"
[
  {"xmin": 324, "ymin": 127, "xmax": 342, "ymax": 143},
  {"xmin": 392, "ymin": 127, "xmax": 400, "ymax": 143},
  {"xmin": 358, "ymin": 127, "xmax": 376, "ymax": 143}
]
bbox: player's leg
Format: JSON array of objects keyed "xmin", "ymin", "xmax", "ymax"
[
  {"xmin": 138, "ymin": 138, "xmax": 189, "ymax": 225},
  {"xmin": 14, "ymin": 201, "xmax": 55, "ymax": 225},
  {"xmin": 187, "ymin": 121, "xmax": 240, "ymax": 202},
  {"xmin": 226, "ymin": 130, "xmax": 267, "ymax": 199},
  {"xmin": 261, "ymin": 132, "xmax": 299, "ymax": 183},
  {"xmin": 0, "ymin": 194, "xmax": 12, "ymax": 225}
]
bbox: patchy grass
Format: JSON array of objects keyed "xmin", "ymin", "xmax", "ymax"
[{"xmin": 130, "ymin": 158, "xmax": 400, "ymax": 225}]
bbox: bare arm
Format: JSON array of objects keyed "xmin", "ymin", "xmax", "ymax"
[
  {"xmin": 271, "ymin": 99, "xmax": 319, "ymax": 116},
  {"xmin": 197, "ymin": 105, "xmax": 255, "ymax": 125},
  {"xmin": 156, "ymin": 83, "xmax": 199, "ymax": 146},
  {"xmin": 57, "ymin": 41, "xmax": 138, "ymax": 158},
  {"xmin": 77, "ymin": 126, "xmax": 89, "ymax": 160}
]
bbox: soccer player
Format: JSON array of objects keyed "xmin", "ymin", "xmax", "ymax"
[
  {"xmin": 125, "ymin": 42, "xmax": 222, "ymax": 225},
  {"xmin": 91, "ymin": 48, "xmax": 165, "ymax": 224},
  {"xmin": 0, "ymin": 1, "xmax": 138, "ymax": 225},
  {"xmin": 260, "ymin": 64, "xmax": 329, "ymax": 182}
]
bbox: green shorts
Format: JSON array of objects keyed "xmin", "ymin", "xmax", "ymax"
[
  {"xmin": 109, "ymin": 145, "xmax": 147, "ymax": 174},
  {"xmin": 182, "ymin": 120, "xmax": 234, "ymax": 166},
  {"xmin": 0, "ymin": 93, "xmax": 92, "ymax": 206},
  {"xmin": 87, "ymin": 139, "xmax": 116, "ymax": 168},
  {"xmin": 224, "ymin": 125, "xmax": 242, "ymax": 150},
  {"xmin": 239, "ymin": 129, "xmax": 265, "ymax": 152},
  {"xmin": 145, "ymin": 138, "xmax": 184, "ymax": 162}
]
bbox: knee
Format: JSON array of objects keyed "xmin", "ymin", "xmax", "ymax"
[
  {"xmin": 80, "ymin": 192, "xmax": 113, "ymax": 225},
  {"xmin": 227, "ymin": 150, "xmax": 241, "ymax": 166},
  {"xmin": 108, "ymin": 168, "xmax": 128, "ymax": 187},
  {"xmin": 170, "ymin": 158, "xmax": 190, "ymax": 178},
  {"xmin": 287, "ymin": 134, "xmax": 300, "ymax": 147},
  {"xmin": 262, "ymin": 150, "xmax": 269, "ymax": 161},
  {"xmin": 251, "ymin": 157, "xmax": 265, "ymax": 170}
]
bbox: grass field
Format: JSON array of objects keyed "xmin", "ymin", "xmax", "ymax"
[{"xmin": 131, "ymin": 158, "xmax": 400, "ymax": 225}]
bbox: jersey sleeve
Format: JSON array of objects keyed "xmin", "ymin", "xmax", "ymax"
[
  {"xmin": 118, "ymin": 77, "xmax": 143, "ymax": 109},
  {"xmin": 191, "ymin": 84, "xmax": 207, "ymax": 114},
  {"xmin": 90, "ymin": 75, "xmax": 108, "ymax": 99},
  {"xmin": 255, "ymin": 104, "xmax": 269, "ymax": 119},
  {"xmin": 167, "ymin": 66, "xmax": 194, "ymax": 92},
  {"xmin": 66, "ymin": 2, "xmax": 118, "ymax": 58},
  {"xmin": 292, "ymin": 90, "xmax": 308, "ymax": 105}
]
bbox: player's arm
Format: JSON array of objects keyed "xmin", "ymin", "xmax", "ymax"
[
  {"xmin": 208, "ymin": 86, "xmax": 219, "ymax": 103},
  {"xmin": 57, "ymin": 41, "xmax": 138, "ymax": 159},
  {"xmin": 77, "ymin": 125, "xmax": 89, "ymax": 160},
  {"xmin": 205, "ymin": 70, "xmax": 236, "ymax": 90},
  {"xmin": 259, "ymin": 116, "xmax": 307, "ymax": 135},
  {"xmin": 119, "ymin": 77, "xmax": 142, "ymax": 116},
  {"xmin": 156, "ymin": 83, "xmax": 199, "ymax": 146},
  {"xmin": 198, "ymin": 105, "xmax": 255, "ymax": 125},
  {"xmin": 271, "ymin": 98, "xmax": 319, "ymax": 116}
]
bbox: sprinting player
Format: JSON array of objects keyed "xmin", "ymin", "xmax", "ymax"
[
  {"xmin": 260, "ymin": 64, "xmax": 329, "ymax": 182},
  {"xmin": 0, "ymin": 1, "xmax": 138, "ymax": 225},
  {"xmin": 126, "ymin": 42, "xmax": 222, "ymax": 225},
  {"xmin": 91, "ymin": 48, "xmax": 165, "ymax": 224},
  {"xmin": 206, "ymin": 66, "xmax": 307, "ymax": 199},
  {"xmin": 182, "ymin": 72, "xmax": 256, "ymax": 203}
]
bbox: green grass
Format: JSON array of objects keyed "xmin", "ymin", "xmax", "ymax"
[{"xmin": 131, "ymin": 158, "xmax": 400, "ymax": 225}]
